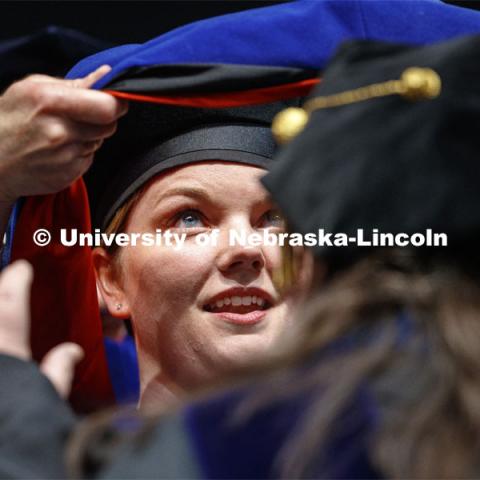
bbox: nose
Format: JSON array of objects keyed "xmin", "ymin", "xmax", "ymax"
[{"xmin": 216, "ymin": 228, "xmax": 266, "ymax": 285}]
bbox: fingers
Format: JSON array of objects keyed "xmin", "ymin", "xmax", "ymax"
[
  {"xmin": 33, "ymin": 117, "xmax": 117, "ymax": 150},
  {"xmin": 46, "ymin": 141, "xmax": 103, "ymax": 164},
  {"xmin": 32, "ymin": 142, "xmax": 99, "ymax": 187},
  {"xmin": 0, "ymin": 262, "xmax": 84, "ymax": 398},
  {"xmin": 81, "ymin": 139, "xmax": 104, "ymax": 156},
  {"xmin": 12, "ymin": 71, "xmax": 128, "ymax": 125},
  {"xmin": 65, "ymin": 120, "xmax": 117, "ymax": 143},
  {"xmin": 12, "ymin": 143, "xmax": 99, "ymax": 197},
  {"xmin": 37, "ymin": 86, "xmax": 128, "ymax": 125},
  {"xmin": 27, "ymin": 64, "xmax": 112, "ymax": 89},
  {"xmin": 40, "ymin": 343, "xmax": 84, "ymax": 399},
  {"xmin": 0, "ymin": 260, "xmax": 33, "ymax": 305},
  {"xmin": 0, "ymin": 260, "xmax": 33, "ymax": 360},
  {"xmin": 74, "ymin": 64, "xmax": 112, "ymax": 89},
  {"xmin": 0, "ymin": 67, "xmax": 128, "ymax": 202},
  {"xmin": 55, "ymin": 65, "xmax": 128, "ymax": 123}
]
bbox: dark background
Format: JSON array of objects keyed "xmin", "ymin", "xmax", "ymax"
[
  {"xmin": 1, "ymin": 1, "xmax": 478, "ymax": 45},
  {"xmin": 0, "ymin": 2, "xmax": 286, "ymax": 44},
  {"xmin": 445, "ymin": 1, "xmax": 480, "ymax": 11}
]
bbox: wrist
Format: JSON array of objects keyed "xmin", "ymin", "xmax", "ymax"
[
  {"xmin": 0, "ymin": 161, "xmax": 19, "ymax": 205},
  {"xmin": 0, "ymin": 186, "xmax": 18, "ymax": 206},
  {"xmin": 0, "ymin": 196, "xmax": 15, "ymax": 234},
  {"xmin": 0, "ymin": 201, "xmax": 15, "ymax": 216}
]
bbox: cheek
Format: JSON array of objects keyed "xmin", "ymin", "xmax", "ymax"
[
  {"xmin": 120, "ymin": 243, "xmax": 215, "ymax": 321},
  {"xmin": 263, "ymin": 244, "xmax": 283, "ymax": 271}
]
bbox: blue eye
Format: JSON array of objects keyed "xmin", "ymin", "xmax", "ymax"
[
  {"xmin": 174, "ymin": 210, "xmax": 204, "ymax": 228},
  {"xmin": 259, "ymin": 209, "xmax": 285, "ymax": 229}
]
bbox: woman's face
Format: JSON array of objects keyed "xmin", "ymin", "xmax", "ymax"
[{"xmin": 96, "ymin": 162, "xmax": 299, "ymax": 399}]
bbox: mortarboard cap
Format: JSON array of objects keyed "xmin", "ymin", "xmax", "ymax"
[
  {"xmin": 86, "ymin": 65, "xmax": 312, "ymax": 229},
  {"xmin": 263, "ymin": 35, "xmax": 480, "ymax": 265}
]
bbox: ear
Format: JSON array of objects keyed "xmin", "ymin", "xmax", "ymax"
[{"xmin": 93, "ymin": 247, "xmax": 131, "ymax": 319}]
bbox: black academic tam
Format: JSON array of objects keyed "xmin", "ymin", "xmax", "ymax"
[{"xmin": 263, "ymin": 35, "xmax": 480, "ymax": 263}]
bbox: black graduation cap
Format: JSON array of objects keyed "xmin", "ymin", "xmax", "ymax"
[
  {"xmin": 86, "ymin": 64, "xmax": 313, "ymax": 230},
  {"xmin": 263, "ymin": 35, "xmax": 480, "ymax": 264}
]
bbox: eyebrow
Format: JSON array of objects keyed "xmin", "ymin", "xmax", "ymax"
[
  {"xmin": 154, "ymin": 185, "xmax": 274, "ymax": 208},
  {"xmin": 156, "ymin": 186, "xmax": 214, "ymax": 203}
]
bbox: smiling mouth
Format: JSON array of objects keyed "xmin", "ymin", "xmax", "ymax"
[
  {"xmin": 203, "ymin": 294, "xmax": 275, "ymax": 326},
  {"xmin": 203, "ymin": 295, "xmax": 272, "ymax": 315}
]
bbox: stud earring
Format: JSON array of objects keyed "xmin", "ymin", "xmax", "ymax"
[{"xmin": 116, "ymin": 303, "xmax": 122, "ymax": 311}]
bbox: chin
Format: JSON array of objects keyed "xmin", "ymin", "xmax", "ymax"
[{"xmin": 212, "ymin": 330, "xmax": 281, "ymax": 367}]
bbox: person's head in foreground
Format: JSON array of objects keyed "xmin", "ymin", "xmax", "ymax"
[
  {"xmin": 260, "ymin": 35, "xmax": 480, "ymax": 478},
  {"xmin": 90, "ymin": 96, "xmax": 307, "ymax": 409}
]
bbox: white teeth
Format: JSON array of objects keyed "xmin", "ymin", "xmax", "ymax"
[
  {"xmin": 242, "ymin": 296, "xmax": 252, "ymax": 306},
  {"xmin": 232, "ymin": 296, "xmax": 242, "ymax": 306},
  {"xmin": 208, "ymin": 295, "xmax": 268, "ymax": 310}
]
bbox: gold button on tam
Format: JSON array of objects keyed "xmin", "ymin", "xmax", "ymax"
[
  {"xmin": 272, "ymin": 107, "xmax": 309, "ymax": 144},
  {"xmin": 401, "ymin": 67, "xmax": 441, "ymax": 100}
]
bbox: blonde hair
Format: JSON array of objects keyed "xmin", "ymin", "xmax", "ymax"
[{"xmin": 102, "ymin": 188, "xmax": 146, "ymax": 255}]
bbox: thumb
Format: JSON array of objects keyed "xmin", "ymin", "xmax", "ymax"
[
  {"xmin": 0, "ymin": 260, "xmax": 33, "ymax": 360},
  {"xmin": 40, "ymin": 343, "xmax": 84, "ymax": 399},
  {"xmin": 0, "ymin": 259, "xmax": 33, "ymax": 304}
]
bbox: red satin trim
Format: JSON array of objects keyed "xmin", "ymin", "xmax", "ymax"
[
  {"xmin": 11, "ymin": 181, "xmax": 115, "ymax": 412},
  {"xmin": 104, "ymin": 77, "xmax": 320, "ymax": 107}
]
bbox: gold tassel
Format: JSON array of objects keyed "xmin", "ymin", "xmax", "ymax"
[{"xmin": 272, "ymin": 67, "xmax": 441, "ymax": 144}]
